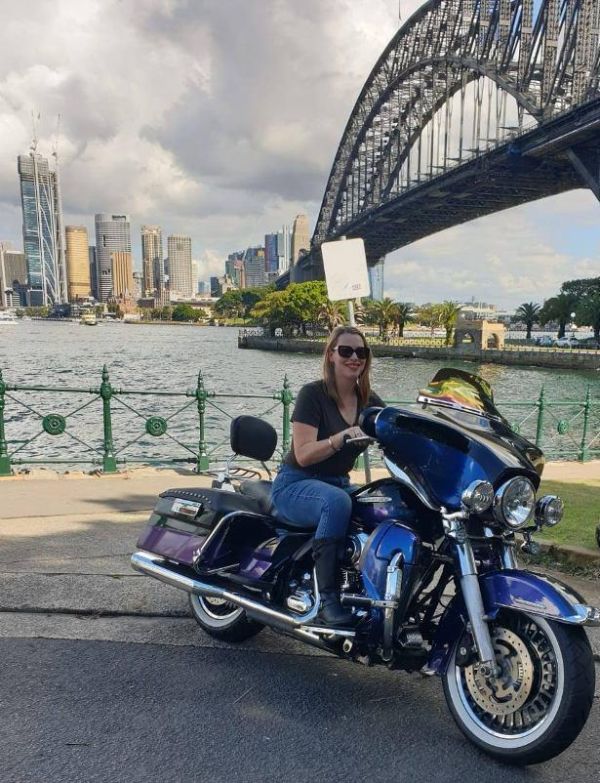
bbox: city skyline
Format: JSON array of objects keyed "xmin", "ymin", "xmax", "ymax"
[{"xmin": 0, "ymin": 1, "xmax": 598, "ymax": 307}]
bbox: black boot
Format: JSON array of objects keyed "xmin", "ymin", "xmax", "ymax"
[{"xmin": 313, "ymin": 537, "xmax": 356, "ymax": 628}]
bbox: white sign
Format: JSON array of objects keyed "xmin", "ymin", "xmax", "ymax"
[{"xmin": 321, "ymin": 238, "xmax": 370, "ymax": 301}]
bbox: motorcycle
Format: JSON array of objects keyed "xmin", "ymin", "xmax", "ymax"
[{"xmin": 131, "ymin": 368, "xmax": 598, "ymax": 765}]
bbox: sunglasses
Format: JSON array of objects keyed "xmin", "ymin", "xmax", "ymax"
[{"xmin": 333, "ymin": 344, "xmax": 370, "ymax": 360}]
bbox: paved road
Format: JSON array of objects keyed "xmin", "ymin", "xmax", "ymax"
[{"xmin": 0, "ymin": 629, "xmax": 599, "ymax": 783}]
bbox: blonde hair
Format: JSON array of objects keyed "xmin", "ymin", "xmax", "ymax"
[{"xmin": 322, "ymin": 326, "xmax": 372, "ymax": 408}]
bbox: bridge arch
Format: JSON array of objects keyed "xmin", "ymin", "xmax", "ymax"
[{"xmin": 313, "ymin": 0, "xmax": 600, "ymax": 250}]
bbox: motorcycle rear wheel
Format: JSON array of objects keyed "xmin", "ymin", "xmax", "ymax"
[
  {"xmin": 442, "ymin": 611, "xmax": 595, "ymax": 765},
  {"xmin": 189, "ymin": 594, "xmax": 264, "ymax": 642}
]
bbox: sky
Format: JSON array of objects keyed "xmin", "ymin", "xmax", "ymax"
[{"xmin": 0, "ymin": 0, "xmax": 598, "ymax": 308}]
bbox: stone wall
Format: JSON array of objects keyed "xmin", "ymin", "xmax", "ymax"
[{"xmin": 238, "ymin": 335, "xmax": 600, "ymax": 371}]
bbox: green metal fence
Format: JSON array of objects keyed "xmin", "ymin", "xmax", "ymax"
[{"xmin": 0, "ymin": 367, "xmax": 598, "ymax": 477}]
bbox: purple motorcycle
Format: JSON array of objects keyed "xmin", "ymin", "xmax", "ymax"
[{"xmin": 132, "ymin": 369, "xmax": 598, "ymax": 765}]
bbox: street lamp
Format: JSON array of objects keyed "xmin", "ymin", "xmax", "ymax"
[{"xmin": 570, "ymin": 312, "xmax": 576, "ymax": 339}]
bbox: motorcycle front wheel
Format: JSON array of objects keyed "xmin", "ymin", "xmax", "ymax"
[
  {"xmin": 189, "ymin": 594, "xmax": 264, "ymax": 642},
  {"xmin": 443, "ymin": 611, "xmax": 595, "ymax": 765}
]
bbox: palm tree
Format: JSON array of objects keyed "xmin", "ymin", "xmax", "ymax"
[
  {"xmin": 514, "ymin": 302, "xmax": 541, "ymax": 340},
  {"xmin": 370, "ymin": 297, "xmax": 397, "ymax": 340},
  {"xmin": 393, "ymin": 301, "xmax": 413, "ymax": 338},
  {"xmin": 316, "ymin": 300, "xmax": 346, "ymax": 331},
  {"xmin": 438, "ymin": 301, "xmax": 462, "ymax": 346}
]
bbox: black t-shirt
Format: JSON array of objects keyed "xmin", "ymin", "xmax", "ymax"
[{"xmin": 284, "ymin": 380, "xmax": 385, "ymax": 476}]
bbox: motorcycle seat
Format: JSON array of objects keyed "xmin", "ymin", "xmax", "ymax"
[{"xmin": 239, "ymin": 479, "xmax": 316, "ymax": 531}]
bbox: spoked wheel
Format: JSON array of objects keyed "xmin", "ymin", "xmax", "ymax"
[
  {"xmin": 443, "ymin": 611, "xmax": 595, "ymax": 765},
  {"xmin": 188, "ymin": 594, "xmax": 264, "ymax": 642}
]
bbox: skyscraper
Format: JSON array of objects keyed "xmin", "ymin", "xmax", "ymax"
[
  {"xmin": 141, "ymin": 225, "xmax": 163, "ymax": 297},
  {"xmin": 89, "ymin": 246, "xmax": 98, "ymax": 300},
  {"xmin": 65, "ymin": 226, "xmax": 91, "ymax": 302},
  {"xmin": 243, "ymin": 246, "xmax": 267, "ymax": 288},
  {"xmin": 18, "ymin": 152, "xmax": 67, "ymax": 306},
  {"xmin": 110, "ymin": 251, "xmax": 134, "ymax": 299},
  {"xmin": 291, "ymin": 214, "xmax": 310, "ymax": 266},
  {"xmin": 264, "ymin": 233, "xmax": 279, "ymax": 275},
  {"xmin": 167, "ymin": 235, "xmax": 193, "ymax": 299},
  {"xmin": 0, "ymin": 243, "xmax": 28, "ymax": 308},
  {"xmin": 277, "ymin": 225, "xmax": 291, "ymax": 273},
  {"xmin": 94, "ymin": 214, "xmax": 131, "ymax": 301}
]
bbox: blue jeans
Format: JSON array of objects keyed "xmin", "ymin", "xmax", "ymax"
[{"xmin": 271, "ymin": 465, "xmax": 356, "ymax": 540}]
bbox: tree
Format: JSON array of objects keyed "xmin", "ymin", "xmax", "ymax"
[
  {"xmin": 414, "ymin": 303, "xmax": 442, "ymax": 335},
  {"xmin": 316, "ymin": 300, "xmax": 346, "ymax": 331},
  {"xmin": 576, "ymin": 293, "xmax": 600, "ymax": 345},
  {"xmin": 172, "ymin": 304, "xmax": 201, "ymax": 322},
  {"xmin": 250, "ymin": 281, "xmax": 328, "ymax": 335},
  {"xmin": 393, "ymin": 301, "xmax": 413, "ymax": 337},
  {"xmin": 215, "ymin": 290, "xmax": 243, "ymax": 319},
  {"xmin": 561, "ymin": 277, "xmax": 600, "ymax": 300},
  {"xmin": 438, "ymin": 301, "xmax": 462, "ymax": 346},
  {"xmin": 368, "ymin": 297, "xmax": 397, "ymax": 339},
  {"xmin": 539, "ymin": 293, "xmax": 577, "ymax": 338},
  {"xmin": 514, "ymin": 302, "xmax": 541, "ymax": 340}
]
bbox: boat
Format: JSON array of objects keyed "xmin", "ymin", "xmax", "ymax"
[
  {"xmin": 0, "ymin": 311, "xmax": 18, "ymax": 325},
  {"xmin": 80, "ymin": 311, "xmax": 97, "ymax": 326}
]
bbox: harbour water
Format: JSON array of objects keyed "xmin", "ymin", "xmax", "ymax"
[{"xmin": 0, "ymin": 321, "xmax": 598, "ymax": 469}]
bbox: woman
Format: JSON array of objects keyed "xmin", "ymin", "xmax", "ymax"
[{"xmin": 271, "ymin": 326, "xmax": 384, "ymax": 628}]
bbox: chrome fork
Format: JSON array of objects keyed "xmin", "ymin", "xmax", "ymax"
[{"xmin": 442, "ymin": 509, "xmax": 497, "ymax": 676}]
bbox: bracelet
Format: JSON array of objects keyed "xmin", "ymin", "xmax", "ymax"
[{"xmin": 328, "ymin": 435, "xmax": 340, "ymax": 452}]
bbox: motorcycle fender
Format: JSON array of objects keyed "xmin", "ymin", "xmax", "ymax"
[{"xmin": 427, "ymin": 569, "xmax": 594, "ymax": 675}]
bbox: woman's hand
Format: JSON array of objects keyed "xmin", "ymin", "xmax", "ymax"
[{"xmin": 332, "ymin": 426, "xmax": 369, "ymax": 450}]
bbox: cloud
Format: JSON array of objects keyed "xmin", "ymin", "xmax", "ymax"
[{"xmin": 0, "ymin": 0, "xmax": 598, "ymax": 301}]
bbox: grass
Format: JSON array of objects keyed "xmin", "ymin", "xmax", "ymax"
[{"xmin": 534, "ymin": 479, "xmax": 600, "ymax": 551}]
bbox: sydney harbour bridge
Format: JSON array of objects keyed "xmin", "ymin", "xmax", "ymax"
[{"xmin": 286, "ymin": 0, "xmax": 600, "ymax": 286}]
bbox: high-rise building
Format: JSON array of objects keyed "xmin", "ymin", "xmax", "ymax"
[
  {"xmin": 110, "ymin": 251, "xmax": 134, "ymax": 299},
  {"xmin": 132, "ymin": 271, "xmax": 143, "ymax": 301},
  {"xmin": 264, "ymin": 233, "xmax": 279, "ymax": 275},
  {"xmin": 226, "ymin": 251, "xmax": 244, "ymax": 288},
  {"xmin": 65, "ymin": 226, "xmax": 91, "ymax": 302},
  {"xmin": 94, "ymin": 214, "xmax": 131, "ymax": 301},
  {"xmin": 0, "ymin": 243, "xmax": 28, "ymax": 308},
  {"xmin": 191, "ymin": 260, "xmax": 200, "ymax": 295},
  {"xmin": 167, "ymin": 235, "xmax": 193, "ymax": 299},
  {"xmin": 18, "ymin": 152, "xmax": 67, "ymax": 306},
  {"xmin": 243, "ymin": 246, "xmax": 267, "ymax": 288},
  {"xmin": 198, "ymin": 280, "xmax": 211, "ymax": 296},
  {"xmin": 277, "ymin": 225, "xmax": 291, "ymax": 273},
  {"xmin": 141, "ymin": 225, "xmax": 163, "ymax": 297},
  {"xmin": 88, "ymin": 246, "xmax": 98, "ymax": 300},
  {"xmin": 291, "ymin": 214, "xmax": 310, "ymax": 266},
  {"xmin": 210, "ymin": 276, "xmax": 221, "ymax": 297}
]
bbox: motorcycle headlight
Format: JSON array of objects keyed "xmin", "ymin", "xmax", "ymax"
[
  {"xmin": 461, "ymin": 480, "xmax": 494, "ymax": 513},
  {"xmin": 493, "ymin": 477, "xmax": 536, "ymax": 530},
  {"xmin": 535, "ymin": 495, "xmax": 564, "ymax": 527}
]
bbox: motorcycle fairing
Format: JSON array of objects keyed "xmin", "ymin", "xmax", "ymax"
[{"xmin": 427, "ymin": 569, "xmax": 595, "ymax": 674}]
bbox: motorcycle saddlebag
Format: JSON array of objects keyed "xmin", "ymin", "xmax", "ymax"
[{"xmin": 136, "ymin": 487, "xmax": 259, "ymax": 566}]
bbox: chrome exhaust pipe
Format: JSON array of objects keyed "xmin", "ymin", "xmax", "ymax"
[{"xmin": 131, "ymin": 551, "xmax": 329, "ymax": 646}]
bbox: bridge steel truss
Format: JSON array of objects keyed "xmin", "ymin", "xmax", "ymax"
[{"xmin": 300, "ymin": 0, "xmax": 600, "ymax": 279}]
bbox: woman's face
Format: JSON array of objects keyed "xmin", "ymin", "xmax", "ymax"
[{"xmin": 328, "ymin": 333, "xmax": 367, "ymax": 384}]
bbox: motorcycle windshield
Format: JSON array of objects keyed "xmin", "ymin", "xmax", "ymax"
[
  {"xmin": 417, "ymin": 368, "xmax": 505, "ymax": 422},
  {"xmin": 374, "ymin": 369, "xmax": 543, "ymax": 510}
]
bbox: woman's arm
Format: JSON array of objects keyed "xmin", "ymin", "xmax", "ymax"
[{"xmin": 292, "ymin": 421, "xmax": 363, "ymax": 467}]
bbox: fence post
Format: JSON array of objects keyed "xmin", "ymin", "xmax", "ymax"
[
  {"xmin": 579, "ymin": 387, "xmax": 591, "ymax": 462},
  {"xmin": 100, "ymin": 365, "xmax": 117, "ymax": 473},
  {"xmin": 0, "ymin": 369, "xmax": 11, "ymax": 476},
  {"xmin": 279, "ymin": 374, "xmax": 293, "ymax": 457},
  {"xmin": 535, "ymin": 386, "xmax": 545, "ymax": 448},
  {"xmin": 195, "ymin": 371, "xmax": 210, "ymax": 472}
]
